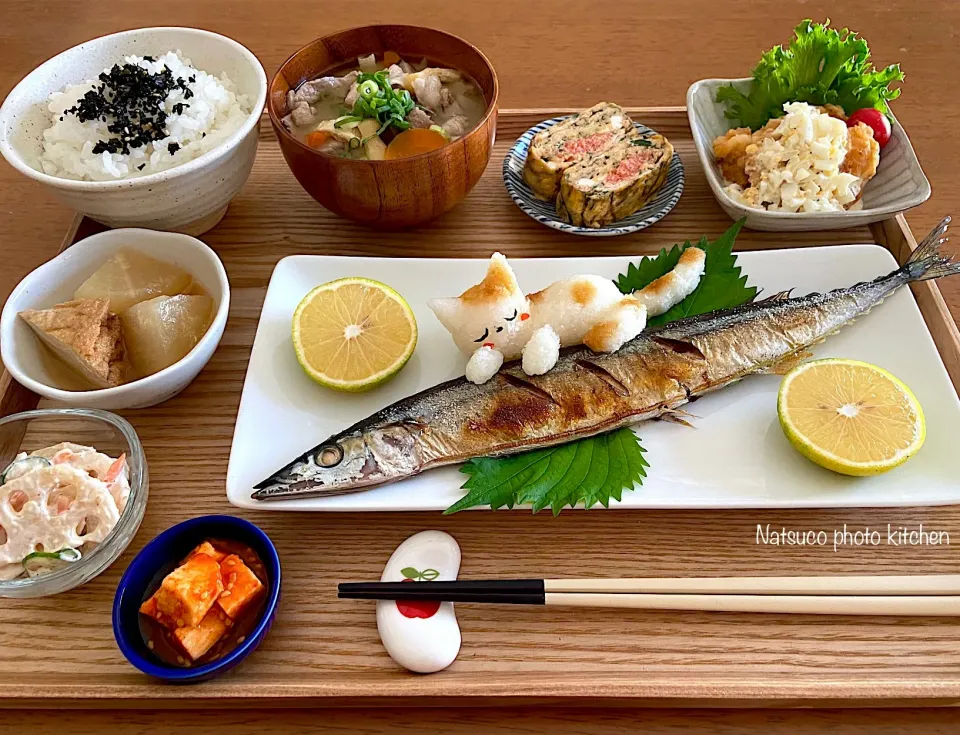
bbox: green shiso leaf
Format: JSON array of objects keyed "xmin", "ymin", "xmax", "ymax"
[
  {"xmin": 716, "ymin": 19, "xmax": 904, "ymax": 130},
  {"xmin": 444, "ymin": 429, "xmax": 648, "ymax": 515},
  {"xmin": 617, "ymin": 218, "xmax": 757, "ymax": 325},
  {"xmin": 446, "ymin": 220, "xmax": 755, "ymax": 514}
]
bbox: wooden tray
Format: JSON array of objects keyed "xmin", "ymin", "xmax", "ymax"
[{"xmin": 2, "ymin": 109, "xmax": 960, "ymax": 709}]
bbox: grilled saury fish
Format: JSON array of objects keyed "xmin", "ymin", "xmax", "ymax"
[{"xmin": 254, "ymin": 218, "xmax": 957, "ymax": 501}]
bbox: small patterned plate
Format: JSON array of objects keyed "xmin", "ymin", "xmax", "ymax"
[{"xmin": 502, "ymin": 116, "xmax": 685, "ymax": 237}]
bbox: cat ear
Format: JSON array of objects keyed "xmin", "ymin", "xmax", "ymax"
[
  {"xmin": 485, "ymin": 253, "xmax": 523, "ymax": 297},
  {"xmin": 460, "ymin": 252, "xmax": 522, "ymax": 304},
  {"xmin": 427, "ymin": 298, "xmax": 462, "ymax": 333}
]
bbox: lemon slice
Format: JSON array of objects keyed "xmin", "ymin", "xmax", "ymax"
[
  {"xmin": 777, "ymin": 359, "xmax": 925, "ymax": 476},
  {"xmin": 292, "ymin": 278, "xmax": 417, "ymax": 392}
]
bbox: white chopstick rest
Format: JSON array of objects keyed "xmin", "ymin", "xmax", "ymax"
[{"xmin": 375, "ymin": 531, "xmax": 462, "ymax": 674}]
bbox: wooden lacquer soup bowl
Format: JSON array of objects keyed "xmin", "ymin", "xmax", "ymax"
[{"xmin": 268, "ymin": 25, "xmax": 499, "ymax": 229}]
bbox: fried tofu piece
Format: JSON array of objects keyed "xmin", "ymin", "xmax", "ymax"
[
  {"xmin": 217, "ymin": 554, "xmax": 265, "ymax": 620},
  {"xmin": 139, "ymin": 595, "xmax": 178, "ymax": 630},
  {"xmin": 189, "ymin": 541, "xmax": 226, "ymax": 564},
  {"xmin": 172, "ymin": 608, "xmax": 229, "ymax": 662},
  {"xmin": 147, "ymin": 553, "xmax": 223, "ymax": 629},
  {"xmin": 19, "ymin": 298, "xmax": 127, "ymax": 388}
]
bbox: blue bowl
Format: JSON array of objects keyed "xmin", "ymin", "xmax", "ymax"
[{"xmin": 113, "ymin": 515, "xmax": 281, "ymax": 683}]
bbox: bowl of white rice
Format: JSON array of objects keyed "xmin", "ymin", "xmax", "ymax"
[{"xmin": 0, "ymin": 27, "xmax": 266, "ymax": 235}]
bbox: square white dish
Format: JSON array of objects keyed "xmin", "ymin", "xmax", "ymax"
[
  {"xmin": 227, "ymin": 245, "xmax": 960, "ymax": 512},
  {"xmin": 687, "ymin": 78, "xmax": 931, "ymax": 231}
]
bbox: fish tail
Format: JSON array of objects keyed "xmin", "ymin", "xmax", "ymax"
[{"xmin": 903, "ymin": 216, "xmax": 959, "ymax": 282}]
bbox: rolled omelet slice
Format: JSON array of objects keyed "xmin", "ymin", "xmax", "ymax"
[
  {"xmin": 556, "ymin": 134, "xmax": 674, "ymax": 228},
  {"xmin": 522, "ymin": 102, "xmax": 634, "ymax": 201}
]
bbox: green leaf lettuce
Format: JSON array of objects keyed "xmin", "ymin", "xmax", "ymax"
[{"xmin": 716, "ymin": 19, "xmax": 904, "ymax": 130}]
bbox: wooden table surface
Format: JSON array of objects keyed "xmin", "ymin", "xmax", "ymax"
[{"xmin": 1, "ymin": 1, "xmax": 959, "ymax": 732}]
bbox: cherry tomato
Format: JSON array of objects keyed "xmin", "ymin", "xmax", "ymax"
[{"xmin": 847, "ymin": 108, "xmax": 892, "ymax": 149}]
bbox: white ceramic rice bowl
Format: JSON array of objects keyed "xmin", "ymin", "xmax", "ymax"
[
  {"xmin": 0, "ymin": 27, "xmax": 267, "ymax": 235},
  {"xmin": 1, "ymin": 228, "xmax": 230, "ymax": 409}
]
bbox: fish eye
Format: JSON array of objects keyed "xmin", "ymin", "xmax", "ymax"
[
  {"xmin": 317, "ymin": 445, "xmax": 344, "ymax": 467},
  {"xmin": 504, "ymin": 309, "xmax": 518, "ymax": 322},
  {"xmin": 496, "ymin": 326, "xmax": 503, "ymax": 332},
  {"xmin": 473, "ymin": 327, "xmax": 490, "ymax": 343}
]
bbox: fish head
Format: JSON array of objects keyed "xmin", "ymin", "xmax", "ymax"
[{"xmin": 251, "ymin": 424, "xmax": 424, "ymax": 501}]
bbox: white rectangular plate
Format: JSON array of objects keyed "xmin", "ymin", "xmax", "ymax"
[{"xmin": 227, "ymin": 245, "xmax": 960, "ymax": 512}]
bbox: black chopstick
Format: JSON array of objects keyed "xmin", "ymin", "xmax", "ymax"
[
  {"xmin": 337, "ymin": 576, "xmax": 960, "ymax": 615},
  {"xmin": 338, "ymin": 579, "xmax": 546, "ymax": 605}
]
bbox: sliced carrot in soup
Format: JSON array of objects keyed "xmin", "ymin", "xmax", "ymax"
[
  {"xmin": 306, "ymin": 130, "xmax": 333, "ymax": 149},
  {"xmin": 384, "ymin": 128, "xmax": 448, "ymax": 160}
]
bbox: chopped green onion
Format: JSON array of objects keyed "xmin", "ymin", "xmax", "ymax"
[
  {"xmin": 358, "ymin": 79, "xmax": 379, "ymax": 100},
  {"xmin": 334, "ymin": 115, "xmax": 364, "ymax": 128},
  {"xmin": 22, "ymin": 548, "xmax": 82, "ymax": 577},
  {"xmin": 345, "ymin": 68, "xmax": 417, "ymax": 141},
  {"xmin": 24, "ymin": 548, "xmax": 81, "ymax": 563},
  {"xmin": 348, "ymin": 137, "xmax": 362, "ymax": 150}
]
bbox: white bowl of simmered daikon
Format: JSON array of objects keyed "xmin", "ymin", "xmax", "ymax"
[{"xmin": 0, "ymin": 228, "xmax": 230, "ymax": 409}]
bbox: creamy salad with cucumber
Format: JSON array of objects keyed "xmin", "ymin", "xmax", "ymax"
[{"xmin": 0, "ymin": 442, "xmax": 129, "ymax": 580}]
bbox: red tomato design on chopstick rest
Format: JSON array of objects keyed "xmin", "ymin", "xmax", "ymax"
[
  {"xmin": 847, "ymin": 108, "xmax": 892, "ymax": 148},
  {"xmin": 396, "ymin": 568, "xmax": 441, "ymax": 619}
]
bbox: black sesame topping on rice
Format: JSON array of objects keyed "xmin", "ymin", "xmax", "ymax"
[{"xmin": 63, "ymin": 61, "xmax": 193, "ymax": 156}]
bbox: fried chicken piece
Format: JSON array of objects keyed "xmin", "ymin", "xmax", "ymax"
[
  {"xmin": 821, "ymin": 104, "xmax": 848, "ymax": 121},
  {"xmin": 713, "ymin": 119, "xmax": 780, "ymax": 187},
  {"xmin": 712, "ymin": 127, "xmax": 754, "ymax": 187},
  {"xmin": 841, "ymin": 122, "xmax": 880, "ymax": 186}
]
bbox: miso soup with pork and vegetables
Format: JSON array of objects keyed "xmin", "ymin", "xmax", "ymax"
[{"xmin": 283, "ymin": 52, "xmax": 485, "ymax": 160}]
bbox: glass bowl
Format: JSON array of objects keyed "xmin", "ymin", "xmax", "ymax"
[{"xmin": 0, "ymin": 408, "xmax": 148, "ymax": 597}]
